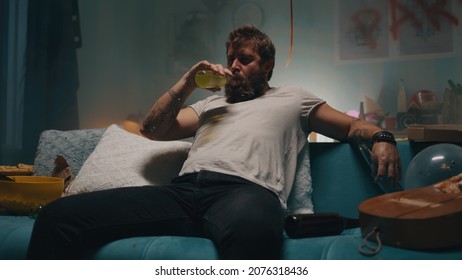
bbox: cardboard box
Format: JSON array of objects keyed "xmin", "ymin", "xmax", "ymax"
[{"xmin": 407, "ymin": 124, "xmax": 462, "ymax": 142}]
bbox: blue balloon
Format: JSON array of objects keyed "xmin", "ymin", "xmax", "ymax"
[{"xmin": 404, "ymin": 143, "xmax": 462, "ymax": 189}]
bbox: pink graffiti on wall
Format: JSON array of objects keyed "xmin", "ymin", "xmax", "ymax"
[
  {"xmin": 350, "ymin": 0, "xmax": 461, "ymax": 50},
  {"xmin": 390, "ymin": 0, "xmax": 459, "ymax": 40}
]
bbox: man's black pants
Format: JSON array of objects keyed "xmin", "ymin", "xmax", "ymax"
[{"xmin": 26, "ymin": 171, "xmax": 285, "ymax": 259}]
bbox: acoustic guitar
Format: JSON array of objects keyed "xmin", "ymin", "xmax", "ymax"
[{"xmin": 358, "ymin": 173, "xmax": 462, "ymax": 250}]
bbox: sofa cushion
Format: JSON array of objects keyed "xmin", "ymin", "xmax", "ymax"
[
  {"xmin": 0, "ymin": 216, "xmax": 34, "ymax": 260},
  {"xmin": 319, "ymin": 233, "xmax": 462, "ymax": 260},
  {"xmin": 33, "ymin": 128, "xmax": 105, "ymax": 177},
  {"xmin": 282, "ymin": 228, "xmax": 360, "ymax": 259},
  {"xmin": 89, "ymin": 236, "xmax": 219, "ymax": 260},
  {"xmin": 65, "ymin": 125, "xmax": 191, "ymax": 195}
]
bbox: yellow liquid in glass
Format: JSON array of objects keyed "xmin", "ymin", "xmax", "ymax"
[{"xmin": 195, "ymin": 70, "xmax": 227, "ymax": 89}]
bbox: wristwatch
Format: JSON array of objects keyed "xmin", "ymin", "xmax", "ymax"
[{"xmin": 372, "ymin": 131, "xmax": 397, "ymax": 145}]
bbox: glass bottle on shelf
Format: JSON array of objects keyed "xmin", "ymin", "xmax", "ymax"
[{"xmin": 359, "ymin": 101, "xmax": 365, "ymax": 120}]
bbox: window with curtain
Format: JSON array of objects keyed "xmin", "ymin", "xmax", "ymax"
[
  {"xmin": 0, "ymin": 0, "xmax": 28, "ymax": 165},
  {"xmin": 0, "ymin": 0, "xmax": 81, "ymax": 165}
]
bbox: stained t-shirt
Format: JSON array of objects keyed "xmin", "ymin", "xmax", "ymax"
[{"xmin": 179, "ymin": 86, "xmax": 325, "ymax": 208}]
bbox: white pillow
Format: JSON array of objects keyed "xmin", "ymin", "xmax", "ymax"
[{"xmin": 64, "ymin": 125, "xmax": 191, "ymax": 196}]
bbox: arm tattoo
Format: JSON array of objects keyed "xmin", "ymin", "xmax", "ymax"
[
  {"xmin": 347, "ymin": 119, "xmax": 372, "ymax": 145},
  {"xmin": 348, "ymin": 129, "xmax": 369, "ymax": 145},
  {"xmin": 143, "ymin": 89, "xmax": 183, "ymax": 133}
]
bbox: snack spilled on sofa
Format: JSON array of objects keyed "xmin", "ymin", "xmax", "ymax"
[{"xmin": 0, "ymin": 163, "xmax": 34, "ymax": 175}]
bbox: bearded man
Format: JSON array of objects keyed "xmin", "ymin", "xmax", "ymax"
[{"xmin": 27, "ymin": 25, "xmax": 401, "ymax": 260}]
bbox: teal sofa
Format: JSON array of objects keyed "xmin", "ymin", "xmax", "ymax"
[{"xmin": 1, "ymin": 129, "xmax": 461, "ymax": 260}]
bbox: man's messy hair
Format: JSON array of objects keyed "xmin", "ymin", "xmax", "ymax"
[{"xmin": 226, "ymin": 25, "xmax": 276, "ymax": 80}]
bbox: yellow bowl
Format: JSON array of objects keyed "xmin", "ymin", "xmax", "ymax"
[{"xmin": 0, "ymin": 176, "xmax": 64, "ymax": 215}]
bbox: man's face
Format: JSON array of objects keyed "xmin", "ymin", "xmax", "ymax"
[{"xmin": 224, "ymin": 42, "xmax": 269, "ymax": 103}]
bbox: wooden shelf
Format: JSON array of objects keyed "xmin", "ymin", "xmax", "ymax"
[{"xmin": 407, "ymin": 124, "xmax": 462, "ymax": 143}]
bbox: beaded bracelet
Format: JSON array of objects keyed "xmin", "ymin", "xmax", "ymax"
[{"xmin": 372, "ymin": 130, "xmax": 397, "ymax": 145}]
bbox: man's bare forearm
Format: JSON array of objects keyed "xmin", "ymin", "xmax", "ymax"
[
  {"xmin": 140, "ymin": 69, "xmax": 199, "ymax": 139},
  {"xmin": 141, "ymin": 88, "xmax": 184, "ymax": 138}
]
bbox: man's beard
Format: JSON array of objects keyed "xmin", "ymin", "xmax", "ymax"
[{"xmin": 224, "ymin": 72, "xmax": 267, "ymax": 104}]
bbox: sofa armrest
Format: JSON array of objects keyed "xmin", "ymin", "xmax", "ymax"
[
  {"xmin": 309, "ymin": 142, "xmax": 381, "ymax": 218},
  {"xmin": 309, "ymin": 141, "xmax": 453, "ymax": 218}
]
